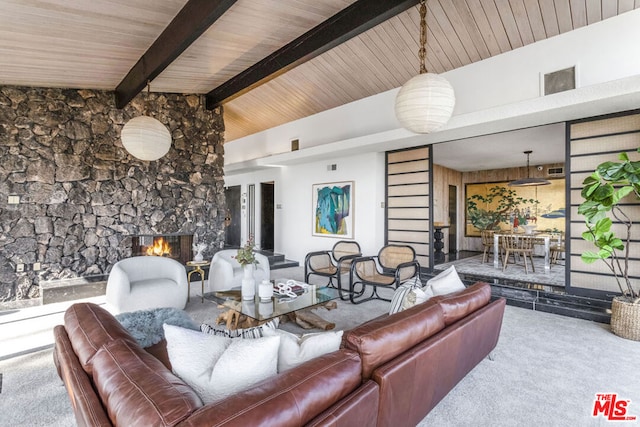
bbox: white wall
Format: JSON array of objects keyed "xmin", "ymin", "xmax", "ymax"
[{"xmin": 225, "ymin": 152, "xmax": 385, "ymax": 263}]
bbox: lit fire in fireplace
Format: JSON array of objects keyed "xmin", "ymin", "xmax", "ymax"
[{"xmin": 146, "ymin": 237, "xmax": 171, "ymax": 257}]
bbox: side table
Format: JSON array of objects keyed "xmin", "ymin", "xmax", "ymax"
[{"xmin": 187, "ymin": 260, "xmax": 210, "ymax": 303}]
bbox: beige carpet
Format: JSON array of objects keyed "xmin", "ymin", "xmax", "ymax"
[{"xmin": 1, "ymin": 267, "xmax": 638, "ymax": 426}]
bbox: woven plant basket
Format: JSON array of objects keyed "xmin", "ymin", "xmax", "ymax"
[{"xmin": 610, "ymin": 297, "xmax": 640, "ymax": 341}]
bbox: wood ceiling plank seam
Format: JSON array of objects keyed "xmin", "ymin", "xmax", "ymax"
[
  {"xmin": 553, "ymin": 0, "xmax": 575, "ymax": 33},
  {"xmin": 358, "ymin": 31, "xmax": 411, "ymax": 87},
  {"xmin": 508, "ymin": 0, "xmax": 537, "ymax": 45},
  {"xmin": 341, "ymin": 39, "xmax": 392, "ymax": 93},
  {"xmin": 617, "ymin": 0, "xmax": 635, "ymax": 13},
  {"xmin": 585, "ymin": 0, "xmax": 602, "ymax": 23},
  {"xmin": 463, "ymin": 0, "xmax": 504, "ymax": 56},
  {"xmin": 312, "ymin": 54, "xmax": 364, "ymax": 97},
  {"xmin": 430, "ymin": 0, "xmax": 473, "ymax": 65},
  {"xmin": 418, "ymin": 5, "xmax": 465, "ymax": 68},
  {"xmin": 370, "ymin": 22, "xmax": 420, "ymax": 82},
  {"xmin": 233, "ymin": 89, "xmax": 289, "ymax": 129},
  {"xmin": 568, "ymin": 0, "xmax": 588, "ymax": 27},
  {"xmin": 538, "ymin": 0, "xmax": 561, "ymax": 37},
  {"xmin": 601, "ymin": 0, "xmax": 619, "ymax": 18},
  {"xmin": 494, "ymin": 0, "xmax": 525, "ymax": 48},
  {"xmin": 270, "ymin": 75, "xmax": 322, "ymax": 116},
  {"xmin": 287, "ymin": 60, "xmax": 345, "ymax": 107},
  {"xmin": 425, "ymin": 27, "xmax": 449, "ymax": 73},
  {"xmin": 361, "ymin": 27, "xmax": 412, "ymax": 84},
  {"xmin": 317, "ymin": 49, "xmax": 373, "ymax": 96},
  {"xmin": 523, "ymin": 0, "xmax": 548, "ymax": 41},
  {"xmin": 449, "ymin": 0, "xmax": 488, "ymax": 61},
  {"xmin": 478, "ymin": 0, "xmax": 515, "ymax": 52},
  {"xmin": 392, "ymin": 11, "xmax": 448, "ymax": 72}
]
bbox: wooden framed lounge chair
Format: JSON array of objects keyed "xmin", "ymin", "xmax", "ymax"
[
  {"xmin": 349, "ymin": 244, "xmax": 419, "ymax": 304},
  {"xmin": 304, "ymin": 240, "xmax": 361, "ymax": 299}
]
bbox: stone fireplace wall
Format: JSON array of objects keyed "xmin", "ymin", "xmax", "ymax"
[{"xmin": 0, "ymin": 86, "xmax": 226, "ymax": 304}]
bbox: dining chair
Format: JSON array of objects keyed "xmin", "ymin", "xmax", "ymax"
[{"xmin": 501, "ymin": 234, "xmax": 536, "ymax": 274}]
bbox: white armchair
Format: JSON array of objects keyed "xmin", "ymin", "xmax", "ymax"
[
  {"xmin": 208, "ymin": 249, "xmax": 270, "ymax": 292},
  {"xmin": 105, "ymin": 256, "xmax": 188, "ymax": 314}
]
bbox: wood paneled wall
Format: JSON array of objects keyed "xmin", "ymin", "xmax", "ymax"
[
  {"xmin": 386, "ymin": 147, "xmax": 431, "ymax": 268},
  {"xmin": 568, "ymin": 112, "xmax": 640, "ymax": 295},
  {"xmin": 432, "ymin": 164, "xmax": 463, "ymax": 254}
]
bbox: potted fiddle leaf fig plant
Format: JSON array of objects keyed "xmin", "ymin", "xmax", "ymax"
[{"xmin": 578, "ymin": 147, "xmax": 640, "ymax": 340}]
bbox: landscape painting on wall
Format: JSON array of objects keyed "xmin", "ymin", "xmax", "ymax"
[
  {"xmin": 465, "ymin": 179, "xmax": 565, "ymax": 237},
  {"xmin": 312, "ymin": 181, "xmax": 354, "ymax": 238}
]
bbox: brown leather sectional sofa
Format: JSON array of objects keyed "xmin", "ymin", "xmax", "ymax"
[{"xmin": 53, "ymin": 282, "xmax": 505, "ymax": 427}]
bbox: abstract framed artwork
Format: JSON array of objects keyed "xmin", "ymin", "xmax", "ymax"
[{"xmin": 312, "ymin": 181, "xmax": 354, "ymax": 238}]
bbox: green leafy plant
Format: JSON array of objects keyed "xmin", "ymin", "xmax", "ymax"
[
  {"xmin": 467, "ymin": 186, "xmax": 538, "ymax": 231},
  {"xmin": 578, "ymin": 148, "xmax": 640, "ymax": 302},
  {"xmin": 235, "ymin": 236, "xmax": 257, "ymax": 266}
]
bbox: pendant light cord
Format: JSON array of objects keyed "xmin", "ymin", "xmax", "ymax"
[{"xmin": 419, "ymin": 0, "xmax": 427, "ymax": 74}]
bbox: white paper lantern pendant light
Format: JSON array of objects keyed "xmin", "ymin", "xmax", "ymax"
[
  {"xmin": 395, "ymin": 0, "xmax": 455, "ymax": 134},
  {"xmin": 120, "ymin": 83, "xmax": 172, "ymax": 161}
]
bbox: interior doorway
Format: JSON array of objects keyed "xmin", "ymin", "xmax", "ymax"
[
  {"xmin": 448, "ymin": 185, "xmax": 457, "ymax": 254},
  {"xmin": 224, "ymin": 186, "xmax": 241, "ymax": 247},
  {"xmin": 260, "ymin": 182, "xmax": 275, "ymax": 251}
]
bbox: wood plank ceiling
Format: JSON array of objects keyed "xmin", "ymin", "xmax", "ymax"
[{"xmin": 1, "ymin": 0, "xmax": 638, "ymax": 142}]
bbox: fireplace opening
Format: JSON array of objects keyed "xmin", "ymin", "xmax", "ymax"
[{"xmin": 131, "ymin": 234, "xmax": 194, "ymax": 265}]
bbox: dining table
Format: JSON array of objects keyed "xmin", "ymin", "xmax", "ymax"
[{"xmin": 493, "ymin": 231, "xmax": 555, "ymax": 273}]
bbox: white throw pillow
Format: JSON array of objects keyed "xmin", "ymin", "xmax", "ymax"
[
  {"xmin": 163, "ymin": 324, "xmax": 280, "ymax": 404},
  {"xmin": 262, "ymin": 327, "xmax": 343, "ymax": 372},
  {"xmin": 402, "ymin": 284, "xmax": 435, "ymax": 311},
  {"xmin": 426, "ymin": 265, "xmax": 465, "ymax": 296},
  {"xmin": 389, "ymin": 275, "xmax": 423, "ymax": 314}
]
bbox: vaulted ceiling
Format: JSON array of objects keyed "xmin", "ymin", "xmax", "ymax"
[{"xmin": 1, "ymin": 0, "xmax": 637, "ymax": 142}]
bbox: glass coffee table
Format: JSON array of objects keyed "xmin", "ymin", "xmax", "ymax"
[{"xmin": 204, "ymin": 281, "xmax": 340, "ymax": 323}]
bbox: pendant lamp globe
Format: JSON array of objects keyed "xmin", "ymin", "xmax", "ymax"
[
  {"xmin": 395, "ymin": 0, "xmax": 455, "ymax": 134},
  {"xmin": 121, "ymin": 115, "xmax": 171, "ymax": 161}
]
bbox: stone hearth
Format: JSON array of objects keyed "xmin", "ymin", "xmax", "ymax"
[{"xmin": 0, "ymin": 86, "xmax": 226, "ymax": 307}]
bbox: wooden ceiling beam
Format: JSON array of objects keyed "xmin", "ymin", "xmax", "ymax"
[
  {"xmin": 115, "ymin": 0, "xmax": 237, "ymax": 109},
  {"xmin": 205, "ymin": 0, "xmax": 419, "ymax": 109}
]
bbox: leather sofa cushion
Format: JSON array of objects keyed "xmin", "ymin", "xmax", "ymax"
[
  {"xmin": 53, "ymin": 325, "xmax": 113, "ymax": 427},
  {"xmin": 64, "ymin": 302, "xmax": 138, "ymax": 374},
  {"xmin": 179, "ymin": 349, "xmax": 363, "ymax": 427},
  {"xmin": 436, "ymin": 282, "xmax": 491, "ymax": 326},
  {"xmin": 92, "ymin": 338, "xmax": 202, "ymax": 427},
  {"xmin": 307, "ymin": 380, "xmax": 379, "ymax": 427},
  {"xmin": 344, "ymin": 300, "xmax": 445, "ymax": 380}
]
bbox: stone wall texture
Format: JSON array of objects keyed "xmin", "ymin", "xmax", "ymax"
[{"xmin": 0, "ymin": 86, "xmax": 226, "ymax": 303}]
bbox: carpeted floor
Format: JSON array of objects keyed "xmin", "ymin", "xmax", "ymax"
[{"xmin": 1, "ymin": 266, "xmax": 638, "ymax": 426}]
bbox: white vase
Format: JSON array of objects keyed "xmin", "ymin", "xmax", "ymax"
[
  {"xmin": 241, "ymin": 264, "xmax": 255, "ymax": 300},
  {"xmin": 193, "ymin": 250, "xmax": 204, "ymax": 262}
]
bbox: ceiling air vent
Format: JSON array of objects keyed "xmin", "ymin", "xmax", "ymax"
[
  {"xmin": 547, "ymin": 167, "xmax": 564, "ymax": 177},
  {"xmin": 542, "ymin": 66, "xmax": 576, "ymax": 95}
]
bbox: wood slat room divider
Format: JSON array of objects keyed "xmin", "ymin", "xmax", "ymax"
[
  {"xmin": 386, "ymin": 146, "xmax": 431, "ymax": 269},
  {"xmin": 568, "ymin": 111, "xmax": 640, "ymax": 295}
]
